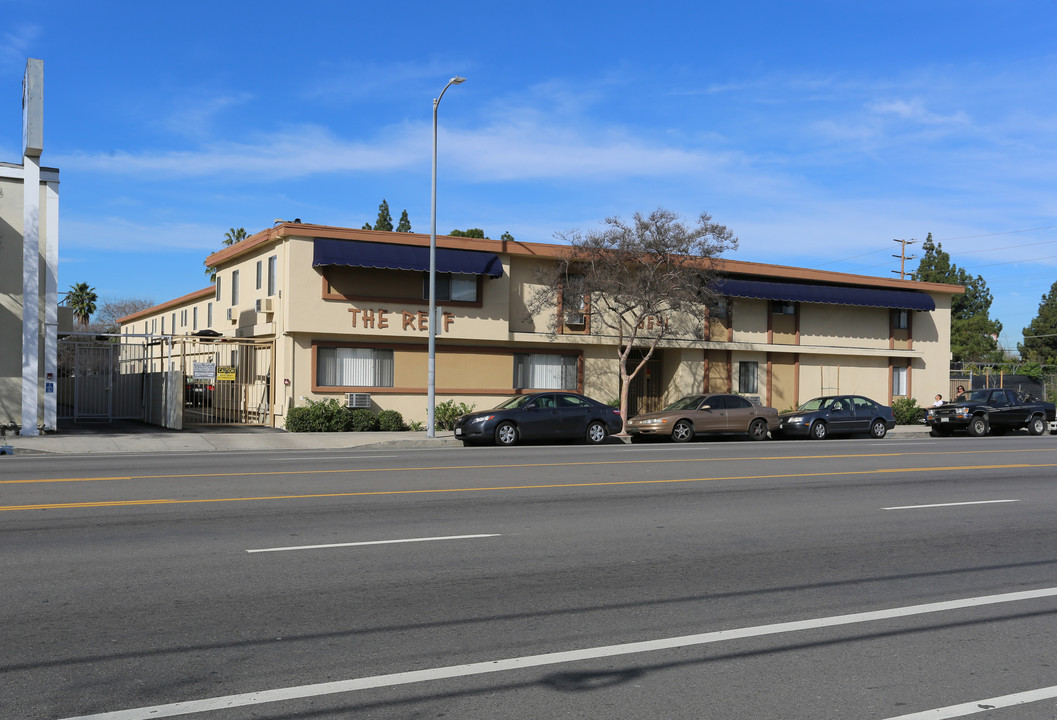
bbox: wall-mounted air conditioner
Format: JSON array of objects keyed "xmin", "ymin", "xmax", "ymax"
[
  {"xmin": 346, "ymin": 393, "xmax": 371, "ymax": 409},
  {"xmin": 255, "ymin": 298, "xmax": 274, "ymax": 313},
  {"xmin": 564, "ymin": 312, "xmax": 586, "ymax": 326},
  {"xmin": 226, "ymin": 307, "xmax": 237, "ymax": 323}
]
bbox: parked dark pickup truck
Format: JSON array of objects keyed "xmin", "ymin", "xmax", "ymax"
[{"xmin": 925, "ymin": 388, "xmax": 1057, "ymax": 437}]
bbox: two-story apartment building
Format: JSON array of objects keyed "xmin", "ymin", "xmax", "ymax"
[{"xmin": 119, "ymin": 222, "xmax": 961, "ymax": 427}]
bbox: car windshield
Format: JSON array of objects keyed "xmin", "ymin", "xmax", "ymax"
[
  {"xmin": 493, "ymin": 395, "xmax": 535, "ymax": 410},
  {"xmin": 664, "ymin": 396, "xmax": 704, "ymax": 411},
  {"xmin": 795, "ymin": 397, "xmax": 834, "ymax": 412},
  {"xmin": 961, "ymin": 390, "xmax": 990, "ymax": 403}
]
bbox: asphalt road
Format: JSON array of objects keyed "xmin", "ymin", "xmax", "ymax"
[{"xmin": 4, "ymin": 434, "xmax": 1057, "ymax": 719}]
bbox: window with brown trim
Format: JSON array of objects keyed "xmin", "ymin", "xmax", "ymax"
[
  {"xmin": 424, "ymin": 272, "xmax": 478, "ymax": 303},
  {"xmin": 316, "ymin": 347, "xmax": 394, "ymax": 388}
]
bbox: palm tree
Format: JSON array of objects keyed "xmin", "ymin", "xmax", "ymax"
[
  {"xmin": 66, "ymin": 282, "xmax": 98, "ymax": 326},
  {"xmin": 206, "ymin": 227, "xmax": 249, "ymax": 280},
  {"xmin": 224, "ymin": 227, "xmax": 247, "ymax": 246}
]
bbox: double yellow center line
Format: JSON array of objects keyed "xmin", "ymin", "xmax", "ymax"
[{"xmin": 3, "ymin": 448, "xmax": 1055, "ymax": 513}]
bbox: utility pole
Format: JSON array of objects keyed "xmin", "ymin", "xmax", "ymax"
[{"xmin": 891, "ymin": 238, "xmax": 917, "ymax": 280}]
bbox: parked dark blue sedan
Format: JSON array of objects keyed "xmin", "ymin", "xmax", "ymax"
[
  {"xmin": 775, "ymin": 395, "xmax": 895, "ymax": 440},
  {"xmin": 454, "ymin": 392, "xmax": 622, "ymax": 446}
]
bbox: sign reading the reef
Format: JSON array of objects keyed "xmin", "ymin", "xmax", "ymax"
[{"xmin": 348, "ymin": 308, "xmax": 455, "ymax": 333}]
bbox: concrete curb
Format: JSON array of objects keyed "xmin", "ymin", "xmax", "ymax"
[{"xmin": 0, "ymin": 424, "xmax": 932, "ymax": 456}]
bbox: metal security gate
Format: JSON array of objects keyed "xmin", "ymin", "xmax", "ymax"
[
  {"xmin": 175, "ymin": 338, "xmax": 274, "ymax": 426},
  {"xmin": 58, "ymin": 338, "xmax": 156, "ymax": 423}
]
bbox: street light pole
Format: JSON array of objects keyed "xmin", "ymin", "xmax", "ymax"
[{"xmin": 428, "ymin": 76, "xmax": 465, "ymax": 438}]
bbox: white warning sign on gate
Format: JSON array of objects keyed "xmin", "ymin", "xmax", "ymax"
[{"xmin": 193, "ymin": 362, "xmax": 217, "ymax": 381}]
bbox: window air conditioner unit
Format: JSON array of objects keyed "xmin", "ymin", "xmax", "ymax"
[
  {"xmin": 564, "ymin": 312, "xmax": 586, "ymax": 326},
  {"xmin": 346, "ymin": 392, "xmax": 371, "ymax": 409},
  {"xmin": 255, "ymin": 297, "xmax": 274, "ymax": 313},
  {"xmin": 226, "ymin": 307, "xmax": 237, "ymax": 323}
]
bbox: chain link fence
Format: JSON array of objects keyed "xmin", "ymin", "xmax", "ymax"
[{"xmin": 949, "ymin": 362, "xmax": 1057, "ymax": 403}]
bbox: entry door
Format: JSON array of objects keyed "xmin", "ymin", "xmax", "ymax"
[
  {"xmin": 74, "ymin": 345, "xmax": 112, "ymax": 422},
  {"xmin": 628, "ymin": 356, "xmax": 664, "ymax": 417}
]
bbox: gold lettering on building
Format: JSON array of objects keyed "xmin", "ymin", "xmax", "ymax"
[{"xmin": 348, "ymin": 308, "xmax": 456, "ymax": 333}]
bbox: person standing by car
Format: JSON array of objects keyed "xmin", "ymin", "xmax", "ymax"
[
  {"xmin": 933, "ymin": 394, "xmax": 944, "ymax": 406},
  {"xmin": 955, "ymin": 385, "xmax": 966, "ymax": 400}
]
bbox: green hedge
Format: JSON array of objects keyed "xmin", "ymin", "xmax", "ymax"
[
  {"xmin": 434, "ymin": 400, "xmax": 475, "ymax": 430},
  {"xmin": 284, "ymin": 399, "xmax": 407, "ymax": 433},
  {"xmin": 892, "ymin": 397, "xmax": 923, "ymax": 425}
]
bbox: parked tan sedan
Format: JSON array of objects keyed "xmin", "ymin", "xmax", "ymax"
[{"xmin": 627, "ymin": 394, "xmax": 779, "ymax": 442}]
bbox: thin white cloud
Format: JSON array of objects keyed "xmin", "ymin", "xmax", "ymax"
[
  {"xmin": 158, "ymin": 91, "xmax": 255, "ymax": 139},
  {"xmin": 61, "ymin": 216, "xmax": 231, "ymax": 252},
  {"xmin": 0, "ymin": 23, "xmax": 39, "ymax": 69},
  {"xmin": 301, "ymin": 59, "xmax": 473, "ymax": 102},
  {"xmin": 868, "ymin": 98, "xmax": 970, "ymax": 126},
  {"xmin": 54, "ymin": 124, "xmax": 421, "ymax": 178}
]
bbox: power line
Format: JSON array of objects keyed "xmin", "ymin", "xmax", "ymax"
[
  {"xmin": 944, "ymin": 238, "xmax": 1057, "ymax": 256},
  {"xmin": 934, "ymin": 224, "xmax": 1057, "ymax": 242},
  {"xmin": 964, "ymin": 253, "xmax": 1057, "ymax": 271}
]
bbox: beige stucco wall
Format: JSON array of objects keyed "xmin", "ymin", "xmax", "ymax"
[
  {"xmin": 801, "ymin": 304, "xmax": 890, "ymax": 350},
  {"xmin": 769, "ymin": 353, "xmax": 797, "ymax": 411},
  {"xmin": 797, "ymin": 353, "xmax": 892, "ymax": 401},
  {"xmin": 0, "ymin": 176, "xmax": 24, "ymax": 425},
  {"xmin": 1, "ymin": 172, "xmax": 56, "ymax": 428},
  {"xmin": 906, "ymin": 296, "xmax": 952, "ymax": 405},
  {"xmin": 731, "ymin": 299, "xmax": 768, "ymax": 343}
]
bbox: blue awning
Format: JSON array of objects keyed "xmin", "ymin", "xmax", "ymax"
[
  {"xmin": 714, "ymin": 278, "xmax": 936, "ymax": 311},
  {"xmin": 312, "ymin": 238, "xmax": 504, "ymax": 278}
]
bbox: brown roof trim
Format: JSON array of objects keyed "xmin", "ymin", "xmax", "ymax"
[
  {"xmin": 118, "ymin": 286, "xmax": 214, "ymax": 323},
  {"xmin": 711, "ymin": 258, "xmax": 964, "ymax": 294},
  {"xmin": 203, "ymin": 223, "xmax": 963, "ymax": 296}
]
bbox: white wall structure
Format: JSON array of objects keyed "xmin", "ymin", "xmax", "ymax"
[{"xmin": 1, "ymin": 58, "xmax": 59, "ymax": 434}]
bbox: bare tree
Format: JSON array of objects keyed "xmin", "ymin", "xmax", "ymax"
[
  {"xmin": 85, "ymin": 297, "xmax": 157, "ymax": 334},
  {"xmin": 528, "ymin": 209, "xmax": 737, "ymax": 432}
]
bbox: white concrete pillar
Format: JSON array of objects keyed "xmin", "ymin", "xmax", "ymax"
[
  {"xmin": 21, "ymin": 155, "xmax": 40, "ymax": 436},
  {"xmin": 44, "ymin": 180, "xmax": 59, "ymax": 431}
]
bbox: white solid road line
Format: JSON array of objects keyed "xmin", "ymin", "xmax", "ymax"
[
  {"xmin": 61, "ymin": 586, "xmax": 1057, "ymax": 720},
  {"xmin": 882, "ymin": 684, "xmax": 1057, "ymax": 719},
  {"xmin": 245, "ymin": 533, "xmax": 501, "ymax": 553},
  {"xmin": 883, "ymin": 499, "xmax": 1020, "ymax": 510}
]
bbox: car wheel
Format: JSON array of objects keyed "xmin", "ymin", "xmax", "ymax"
[
  {"xmin": 1029, "ymin": 415, "xmax": 1046, "ymax": 436},
  {"xmin": 494, "ymin": 421, "xmax": 519, "ymax": 446},
  {"xmin": 748, "ymin": 418, "xmax": 769, "ymax": 441},
  {"xmin": 967, "ymin": 415, "xmax": 988, "ymax": 437},
  {"xmin": 809, "ymin": 421, "xmax": 828, "ymax": 440},
  {"xmin": 671, "ymin": 420, "xmax": 695, "ymax": 443},
  {"xmin": 585, "ymin": 421, "xmax": 608, "ymax": 444},
  {"xmin": 869, "ymin": 419, "xmax": 888, "ymax": 439}
]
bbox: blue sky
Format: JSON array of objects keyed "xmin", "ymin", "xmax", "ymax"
[{"xmin": 3, "ymin": 0, "xmax": 1056, "ymax": 352}]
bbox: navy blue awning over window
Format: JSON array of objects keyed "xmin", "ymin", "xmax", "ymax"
[
  {"xmin": 312, "ymin": 238, "xmax": 504, "ymax": 278},
  {"xmin": 713, "ymin": 278, "xmax": 935, "ymax": 311}
]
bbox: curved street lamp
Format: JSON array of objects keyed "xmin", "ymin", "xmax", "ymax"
[{"xmin": 428, "ymin": 76, "xmax": 465, "ymax": 438}]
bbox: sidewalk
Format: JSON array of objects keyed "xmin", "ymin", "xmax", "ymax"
[{"xmin": 0, "ymin": 421, "xmax": 933, "ymax": 456}]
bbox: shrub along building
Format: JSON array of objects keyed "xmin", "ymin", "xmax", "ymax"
[{"xmin": 118, "ymin": 222, "xmax": 962, "ymax": 428}]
